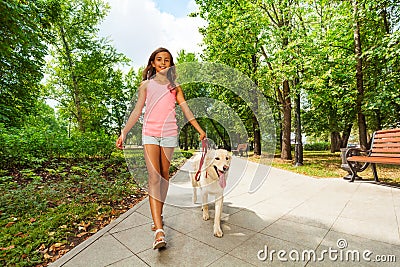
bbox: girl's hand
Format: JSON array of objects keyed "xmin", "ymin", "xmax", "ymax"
[
  {"xmin": 199, "ymin": 130, "xmax": 206, "ymax": 141},
  {"xmin": 116, "ymin": 133, "xmax": 125, "ymax": 149}
]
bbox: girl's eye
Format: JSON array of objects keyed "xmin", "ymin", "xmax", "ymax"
[{"xmin": 215, "ymin": 157, "xmax": 220, "ymax": 160}]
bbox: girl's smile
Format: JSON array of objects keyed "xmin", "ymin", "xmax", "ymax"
[{"xmin": 152, "ymin": 52, "xmax": 171, "ymax": 73}]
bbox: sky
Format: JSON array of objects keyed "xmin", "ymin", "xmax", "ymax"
[{"xmin": 98, "ymin": 0, "xmax": 206, "ymax": 70}]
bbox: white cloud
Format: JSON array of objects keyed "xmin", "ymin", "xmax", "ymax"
[{"xmin": 99, "ymin": 0, "xmax": 205, "ymax": 70}]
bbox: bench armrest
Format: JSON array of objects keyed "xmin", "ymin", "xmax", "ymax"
[{"xmin": 345, "ymin": 148, "xmax": 371, "ymax": 159}]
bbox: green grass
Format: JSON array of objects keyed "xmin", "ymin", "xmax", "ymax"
[
  {"xmin": 250, "ymin": 150, "xmax": 400, "ymax": 184},
  {"xmin": 0, "ymin": 149, "xmax": 192, "ymax": 266}
]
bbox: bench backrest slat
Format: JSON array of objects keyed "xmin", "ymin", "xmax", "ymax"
[
  {"xmin": 374, "ymin": 137, "xmax": 400, "ymax": 143},
  {"xmin": 375, "ymin": 128, "xmax": 400, "ymax": 134},
  {"xmin": 373, "ymin": 143, "xmax": 400, "ymax": 148},
  {"xmin": 372, "ymin": 148, "xmax": 400, "ymax": 153},
  {"xmin": 371, "ymin": 128, "xmax": 400, "ymax": 157},
  {"xmin": 370, "ymin": 153, "xmax": 400, "ymax": 158}
]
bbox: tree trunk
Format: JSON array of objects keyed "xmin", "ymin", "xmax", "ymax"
[
  {"xmin": 208, "ymin": 118, "xmax": 229, "ymax": 149},
  {"xmin": 294, "ymin": 92, "xmax": 303, "ymax": 165},
  {"xmin": 353, "ymin": 0, "xmax": 368, "ymax": 150},
  {"xmin": 281, "ymin": 80, "xmax": 292, "ymax": 160},
  {"xmin": 60, "ymin": 26, "xmax": 85, "ymax": 132},
  {"xmin": 340, "ymin": 124, "xmax": 352, "ymax": 148},
  {"xmin": 253, "ymin": 113, "xmax": 261, "ymax": 155},
  {"xmin": 330, "ymin": 132, "xmax": 341, "ymax": 153}
]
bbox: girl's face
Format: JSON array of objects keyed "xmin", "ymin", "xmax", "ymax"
[{"xmin": 151, "ymin": 52, "xmax": 172, "ymax": 73}]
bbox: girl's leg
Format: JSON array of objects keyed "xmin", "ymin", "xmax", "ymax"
[
  {"xmin": 144, "ymin": 145, "xmax": 174, "ymax": 242},
  {"xmin": 158, "ymin": 146, "xmax": 175, "ymax": 212},
  {"xmin": 144, "ymin": 145, "xmax": 164, "ymax": 234}
]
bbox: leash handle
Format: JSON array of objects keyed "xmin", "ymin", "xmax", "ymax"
[{"xmin": 194, "ymin": 138, "xmax": 208, "ymax": 181}]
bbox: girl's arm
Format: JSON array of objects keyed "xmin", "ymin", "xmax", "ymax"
[
  {"xmin": 176, "ymin": 86, "xmax": 206, "ymax": 140},
  {"xmin": 116, "ymin": 82, "xmax": 147, "ymax": 149}
]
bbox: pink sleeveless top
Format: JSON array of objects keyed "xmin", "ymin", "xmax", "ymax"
[{"xmin": 142, "ymin": 79, "xmax": 178, "ymax": 137}]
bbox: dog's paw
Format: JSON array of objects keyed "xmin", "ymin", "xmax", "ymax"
[
  {"xmin": 192, "ymin": 195, "xmax": 197, "ymax": 203},
  {"xmin": 202, "ymin": 212, "xmax": 210, "ymax": 221},
  {"xmin": 214, "ymin": 227, "xmax": 223, "ymax": 238}
]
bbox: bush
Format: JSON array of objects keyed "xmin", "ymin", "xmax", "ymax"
[
  {"xmin": 304, "ymin": 142, "xmax": 330, "ymax": 151},
  {"xmin": 0, "ymin": 124, "xmax": 116, "ymax": 168}
]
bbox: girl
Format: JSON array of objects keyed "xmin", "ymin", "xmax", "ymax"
[{"xmin": 116, "ymin": 47, "xmax": 206, "ymax": 249}]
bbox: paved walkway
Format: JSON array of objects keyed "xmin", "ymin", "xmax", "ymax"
[{"xmin": 52, "ymin": 157, "xmax": 400, "ymax": 266}]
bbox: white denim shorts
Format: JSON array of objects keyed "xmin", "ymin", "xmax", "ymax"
[{"xmin": 142, "ymin": 135, "xmax": 178, "ymax": 147}]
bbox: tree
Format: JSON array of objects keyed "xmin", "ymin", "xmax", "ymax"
[
  {"xmin": 44, "ymin": 0, "xmax": 129, "ymax": 133},
  {"xmin": 195, "ymin": 0, "xmax": 265, "ymax": 155},
  {"xmin": 352, "ymin": 0, "xmax": 368, "ymax": 149},
  {"xmin": 0, "ymin": 0, "xmax": 49, "ymax": 127}
]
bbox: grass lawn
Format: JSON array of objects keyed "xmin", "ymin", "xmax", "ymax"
[{"xmin": 249, "ymin": 150, "xmax": 400, "ymax": 184}]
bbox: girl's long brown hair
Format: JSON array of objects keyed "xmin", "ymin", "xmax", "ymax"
[{"xmin": 142, "ymin": 47, "xmax": 176, "ymax": 88}]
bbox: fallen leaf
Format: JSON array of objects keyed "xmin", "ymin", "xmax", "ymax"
[
  {"xmin": 1, "ymin": 245, "xmax": 15, "ymax": 251},
  {"xmin": 5, "ymin": 222, "xmax": 15, "ymax": 227},
  {"xmin": 49, "ymin": 243, "xmax": 64, "ymax": 252},
  {"xmin": 44, "ymin": 253, "xmax": 52, "ymax": 259},
  {"xmin": 89, "ymin": 228, "xmax": 98, "ymax": 234},
  {"xmin": 29, "ymin": 218, "xmax": 36, "ymax": 223},
  {"xmin": 76, "ymin": 232, "xmax": 88, "ymax": 238},
  {"xmin": 111, "ymin": 209, "xmax": 118, "ymax": 215}
]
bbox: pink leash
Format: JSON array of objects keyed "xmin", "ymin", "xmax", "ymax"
[{"xmin": 194, "ymin": 139, "xmax": 208, "ymax": 181}]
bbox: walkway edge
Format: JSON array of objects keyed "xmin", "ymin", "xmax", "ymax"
[{"xmin": 50, "ymin": 197, "xmax": 149, "ymax": 267}]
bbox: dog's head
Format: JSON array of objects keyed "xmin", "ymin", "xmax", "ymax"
[{"xmin": 209, "ymin": 149, "xmax": 231, "ymax": 189}]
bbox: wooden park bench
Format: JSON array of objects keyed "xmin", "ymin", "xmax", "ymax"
[
  {"xmin": 232, "ymin": 143, "xmax": 249, "ymax": 157},
  {"xmin": 345, "ymin": 128, "xmax": 400, "ymax": 182}
]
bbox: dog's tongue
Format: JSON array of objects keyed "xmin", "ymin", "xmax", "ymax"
[{"xmin": 218, "ymin": 171, "xmax": 226, "ymax": 188}]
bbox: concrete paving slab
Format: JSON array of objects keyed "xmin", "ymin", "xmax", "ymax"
[
  {"xmin": 186, "ymin": 221, "xmax": 257, "ymax": 253},
  {"xmin": 261, "ymin": 218, "xmax": 329, "ymax": 249},
  {"xmin": 228, "ymin": 232, "xmax": 306, "ymax": 266},
  {"xmin": 208, "ymin": 254, "xmax": 255, "ymax": 267},
  {"xmin": 136, "ymin": 234, "xmax": 225, "ymax": 266},
  {"xmin": 332, "ymin": 216, "xmax": 400, "ymax": 245},
  {"xmin": 112, "ymin": 224, "xmax": 184, "ymax": 254},
  {"xmin": 106, "ymin": 255, "xmax": 148, "ymax": 267},
  {"xmin": 62, "ymin": 233, "xmax": 133, "ymax": 267},
  {"xmin": 223, "ymin": 209, "xmax": 274, "ymax": 232},
  {"xmin": 392, "ymin": 189, "xmax": 400, "ymax": 207},
  {"xmin": 109, "ymin": 211, "xmax": 151, "ymax": 234}
]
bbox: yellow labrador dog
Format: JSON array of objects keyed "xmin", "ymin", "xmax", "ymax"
[{"xmin": 191, "ymin": 149, "xmax": 231, "ymax": 237}]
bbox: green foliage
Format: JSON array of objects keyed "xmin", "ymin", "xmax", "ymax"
[
  {"xmin": 0, "ymin": 155, "xmax": 143, "ymax": 266},
  {"xmin": 0, "ymin": 123, "xmax": 115, "ymax": 169},
  {"xmin": 195, "ymin": 0, "xmax": 400, "ymax": 151},
  {"xmin": 304, "ymin": 142, "xmax": 331, "ymax": 151},
  {"xmin": 43, "ymin": 0, "xmax": 131, "ymax": 133},
  {"xmin": 0, "ymin": 0, "xmax": 49, "ymax": 127}
]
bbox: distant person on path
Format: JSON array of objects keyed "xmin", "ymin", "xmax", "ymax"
[{"xmin": 116, "ymin": 47, "xmax": 206, "ymax": 249}]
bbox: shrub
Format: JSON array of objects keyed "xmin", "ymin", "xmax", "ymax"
[
  {"xmin": 304, "ymin": 142, "xmax": 330, "ymax": 151},
  {"xmin": 0, "ymin": 124, "xmax": 116, "ymax": 168}
]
